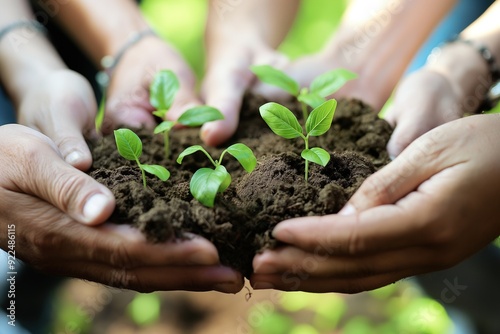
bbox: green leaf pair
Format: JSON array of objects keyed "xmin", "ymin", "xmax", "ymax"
[
  {"xmin": 150, "ymin": 70, "xmax": 224, "ymax": 157},
  {"xmin": 177, "ymin": 144, "xmax": 257, "ymax": 207},
  {"xmin": 259, "ymin": 99, "xmax": 337, "ymax": 182},
  {"xmin": 114, "ymin": 128, "xmax": 170, "ymax": 188},
  {"xmin": 251, "ymin": 65, "xmax": 356, "ymax": 119}
]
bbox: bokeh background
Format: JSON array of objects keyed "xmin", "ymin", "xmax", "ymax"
[{"xmin": 49, "ymin": 0, "xmax": 500, "ymax": 333}]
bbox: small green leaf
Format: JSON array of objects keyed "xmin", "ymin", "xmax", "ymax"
[
  {"xmin": 114, "ymin": 129, "xmax": 142, "ymax": 161},
  {"xmin": 224, "ymin": 143, "xmax": 257, "ymax": 173},
  {"xmin": 141, "ymin": 164, "xmax": 170, "ymax": 181},
  {"xmin": 177, "ymin": 145, "xmax": 206, "ymax": 164},
  {"xmin": 298, "ymin": 92, "xmax": 326, "ymax": 109},
  {"xmin": 301, "ymin": 148, "xmax": 331, "ymax": 167},
  {"xmin": 95, "ymin": 94, "xmax": 106, "ymax": 132},
  {"xmin": 177, "ymin": 106, "xmax": 224, "ymax": 127},
  {"xmin": 310, "ymin": 69, "xmax": 357, "ymax": 97},
  {"xmin": 153, "ymin": 110, "xmax": 167, "ymax": 118},
  {"xmin": 150, "ymin": 70, "xmax": 180, "ymax": 111},
  {"xmin": 154, "ymin": 121, "xmax": 175, "ymax": 134},
  {"xmin": 251, "ymin": 65, "xmax": 300, "ymax": 96},
  {"xmin": 306, "ymin": 99, "xmax": 337, "ymax": 137},
  {"xmin": 190, "ymin": 166, "xmax": 231, "ymax": 207},
  {"xmin": 260, "ymin": 102, "xmax": 303, "ymax": 139}
]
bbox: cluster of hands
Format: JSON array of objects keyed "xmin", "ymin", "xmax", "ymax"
[{"xmin": 1, "ymin": 0, "xmax": 500, "ymax": 294}]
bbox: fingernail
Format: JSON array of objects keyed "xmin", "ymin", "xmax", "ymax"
[
  {"xmin": 338, "ymin": 203, "xmax": 356, "ymax": 216},
  {"xmin": 188, "ymin": 251, "xmax": 218, "ymax": 265},
  {"xmin": 83, "ymin": 193, "xmax": 111, "ymax": 224},
  {"xmin": 254, "ymin": 262, "xmax": 278, "ymax": 275},
  {"xmin": 66, "ymin": 151, "xmax": 84, "ymax": 165},
  {"xmin": 389, "ymin": 155, "xmax": 396, "ymax": 161}
]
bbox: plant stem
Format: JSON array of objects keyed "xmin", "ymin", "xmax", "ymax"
[
  {"xmin": 301, "ymin": 101, "xmax": 309, "ymax": 122},
  {"xmin": 163, "ymin": 131, "xmax": 170, "ymax": 158},
  {"xmin": 137, "ymin": 161, "xmax": 147, "ymax": 188},
  {"xmin": 304, "ymin": 138, "xmax": 309, "ymax": 184}
]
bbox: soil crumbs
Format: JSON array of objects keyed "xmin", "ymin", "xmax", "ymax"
[{"xmin": 89, "ymin": 96, "xmax": 392, "ymax": 277}]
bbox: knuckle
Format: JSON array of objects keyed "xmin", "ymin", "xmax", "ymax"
[
  {"xmin": 52, "ymin": 171, "xmax": 87, "ymax": 212},
  {"xmin": 358, "ymin": 174, "xmax": 393, "ymax": 206},
  {"xmin": 107, "ymin": 269, "xmax": 146, "ymax": 291}
]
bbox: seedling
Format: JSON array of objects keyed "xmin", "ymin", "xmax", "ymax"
[
  {"xmin": 177, "ymin": 144, "xmax": 257, "ymax": 207},
  {"xmin": 114, "ymin": 128, "xmax": 170, "ymax": 188},
  {"xmin": 251, "ymin": 65, "xmax": 356, "ymax": 120},
  {"xmin": 259, "ymin": 99, "xmax": 337, "ymax": 183},
  {"xmin": 150, "ymin": 70, "xmax": 224, "ymax": 157}
]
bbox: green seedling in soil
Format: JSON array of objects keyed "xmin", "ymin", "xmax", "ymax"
[
  {"xmin": 177, "ymin": 144, "xmax": 257, "ymax": 207},
  {"xmin": 251, "ymin": 65, "xmax": 356, "ymax": 121},
  {"xmin": 259, "ymin": 99, "xmax": 337, "ymax": 183},
  {"xmin": 150, "ymin": 70, "xmax": 224, "ymax": 157},
  {"xmin": 114, "ymin": 128, "xmax": 170, "ymax": 188}
]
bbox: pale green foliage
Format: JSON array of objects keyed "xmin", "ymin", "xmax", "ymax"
[
  {"xmin": 259, "ymin": 99, "xmax": 337, "ymax": 182},
  {"xmin": 177, "ymin": 144, "xmax": 256, "ymax": 207},
  {"xmin": 114, "ymin": 128, "xmax": 170, "ymax": 188}
]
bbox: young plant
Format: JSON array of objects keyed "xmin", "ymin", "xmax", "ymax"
[
  {"xmin": 251, "ymin": 65, "xmax": 356, "ymax": 120},
  {"xmin": 150, "ymin": 70, "xmax": 224, "ymax": 157},
  {"xmin": 259, "ymin": 99, "xmax": 337, "ymax": 183},
  {"xmin": 177, "ymin": 144, "xmax": 257, "ymax": 207},
  {"xmin": 114, "ymin": 128, "xmax": 170, "ymax": 188}
]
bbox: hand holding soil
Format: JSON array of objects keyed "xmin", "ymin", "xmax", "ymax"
[{"xmin": 252, "ymin": 115, "xmax": 500, "ymax": 292}]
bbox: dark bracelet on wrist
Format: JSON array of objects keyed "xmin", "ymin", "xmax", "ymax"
[
  {"xmin": 0, "ymin": 20, "xmax": 47, "ymax": 44},
  {"xmin": 428, "ymin": 35, "xmax": 500, "ymax": 113},
  {"xmin": 96, "ymin": 28, "xmax": 158, "ymax": 93}
]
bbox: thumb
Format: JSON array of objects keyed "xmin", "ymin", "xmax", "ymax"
[
  {"xmin": 340, "ymin": 127, "xmax": 449, "ymax": 215},
  {"xmin": 200, "ymin": 56, "xmax": 254, "ymax": 146},
  {"xmin": 3, "ymin": 125, "xmax": 115, "ymax": 226}
]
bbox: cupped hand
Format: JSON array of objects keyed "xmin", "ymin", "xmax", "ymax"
[
  {"xmin": 0, "ymin": 125, "xmax": 243, "ymax": 293},
  {"xmin": 251, "ymin": 114, "xmax": 500, "ymax": 293},
  {"xmin": 104, "ymin": 36, "xmax": 201, "ymax": 132},
  {"xmin": 17, "ymin": 69, "xmax": 97, "ymax": 171},
  {"xmin": 384, "ymin": 68, "xmax": 463, "ymax": 158}
]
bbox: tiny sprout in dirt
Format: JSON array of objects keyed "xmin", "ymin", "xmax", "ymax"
[
  {"xmin": 150, "ymin": 70, "xmax": 224, "ymax": 157},
  {"xmin": 114, "ymin": 128, "xmax": 170, "ymax": 188},
  {"xmin": 251, "ymin": 65, "xmax": 356, "ymax": 121},
  {"xmin": 177, "ymin": 144, "xmax": 257, "ymax": 207},
  {"xmin": 259, "ymin": 99, "xmax": 337, "ymax": 183}
]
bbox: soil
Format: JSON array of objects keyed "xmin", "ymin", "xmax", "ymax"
[{"xmin": 89, "ymin": 95, "xmax": 392, "ymax": 278}]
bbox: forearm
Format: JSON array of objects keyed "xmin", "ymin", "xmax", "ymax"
[
  {"xmin": 0, "ymin": 0, "xmax": 65, "ymax": 106},
  {"xmin": 324, "ymin": 0, "xmax": 457, "ymax": 102},
  {"xmin": 205, "ymin": 0, "xmax": 300, "ymax": 64},
  {"xmin": 46, "ymin": 0, "xmax": 151, "ymax": 68},
  {"xmin": 426, "ymin": 1, "xmax": 500, "ymax": 112}
]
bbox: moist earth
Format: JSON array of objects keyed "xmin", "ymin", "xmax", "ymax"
[{"xmin": 89, "ymin": 96, "xmax": 392, "ymax": 277}]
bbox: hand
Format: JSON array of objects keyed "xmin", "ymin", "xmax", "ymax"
[
  {"xmin": 0, "ymin": 125, "xmax": 243, "ymax": 293},
  {"xmin": 104, "ymin": 37, "xmax": 202, "ymax": 131},
  {"xmin": 384, "ymin": 68, "xmax": 463, "ymax": 158},
  {"xmin": 251, "ymin": 115, "xmax": 500, "ymax": 293},
  {"xmin": 17, "ymin": 69, "xmax": 97, "ymax": 171}
]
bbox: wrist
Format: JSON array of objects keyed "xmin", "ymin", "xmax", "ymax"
[
  {"xmin": 0, "ymin": 30, "xmax": 66, "ymax": 106},
  {"xmin": 427, "ymin": 40, "xmax": 492, "ymax": 113}
]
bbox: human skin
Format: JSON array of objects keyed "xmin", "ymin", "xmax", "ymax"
[
  {"xmin": 385, "ymin": 0, "xmax": 500, "ymax": 156},
  {"xmin": 0, "ymin": 0, "xmax": 243, "ymax": 293},
  {"xmin": 251, "ymin": 114, "xmax": 500, "ymax": 292}
]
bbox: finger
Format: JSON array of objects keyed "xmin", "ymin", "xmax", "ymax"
[
  {"xmin": 253, "ymin": 245, "xmax": 439, "ymax": 278},
  {"xmin": 339, "ymin": 127, "xmax": 458, "ymax": 214},
  {"xmin": 1, "ymin": 128, "xmax": 115, "ymax": 226},
  {"xmin": 166, "ymin": 67, "xmax": 203, "ymax": 122},
  {"xmin": 251, "ymin": 51, "xmax": 296, "ymax": 100},
  {"xmin": 46, "ymin": 260, "xmax": 244, "ymax": 293},
  {"xmin": 251, "ymin": 269, "xmax": 415, "ymax": 293},
  {"xmin": 200, "ymin": 55, "xmax": 254, "ymax": 146},
  {"xmin": 271, "ymin": 196, "xmax": 441, "ymax": 256},
  {"xmin": 105, "ymin": 89, "xmax": 157, "ymax": 131}
]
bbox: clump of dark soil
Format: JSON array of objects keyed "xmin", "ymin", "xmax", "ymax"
[{"xmin": 89, "ymin": 96, "xmax": 392, "ymax": 277}]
